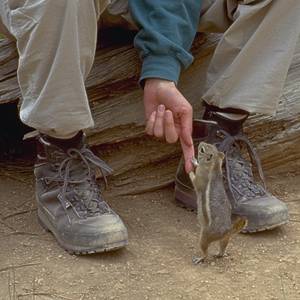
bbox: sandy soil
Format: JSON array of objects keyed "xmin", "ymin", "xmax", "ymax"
[{"xmin": 0, "ymin": 164, "xmax": 299, "ymax": 300}]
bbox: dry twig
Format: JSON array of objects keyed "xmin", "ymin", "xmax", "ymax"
[
  {"xmin": 3, "ymin": 208, "xmax": 37, "ymax": 220},
  {"xmin": 0, "ymin": 262, "xmax": 41, "ymax": 273}
]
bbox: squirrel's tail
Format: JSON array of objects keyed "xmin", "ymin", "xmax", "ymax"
[{"xmin": 231, "ymin": 215, "xmax": 248, "ymax": 234}]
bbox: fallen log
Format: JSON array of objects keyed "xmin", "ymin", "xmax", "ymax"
[{"xmin": 0, "ymin": 32, "xmax": 299, "ymax": 196}]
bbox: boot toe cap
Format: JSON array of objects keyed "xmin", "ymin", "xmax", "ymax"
[
  {"xmin": 57, "ymin": 213, "xmax": 128, "ymax": 253},
  {"xmin": 234, "ymin": 195, "xmax": 289, "ymax": 232}
]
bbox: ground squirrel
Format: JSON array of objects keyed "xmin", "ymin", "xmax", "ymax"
[{"xmin": 189, "ymin": 142, "xmax": 247, "ymax": 264}]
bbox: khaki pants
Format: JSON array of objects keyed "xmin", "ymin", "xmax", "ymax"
[{"xmin": 0, "ymin": 0, "xmax": 299, "ymax": 137}]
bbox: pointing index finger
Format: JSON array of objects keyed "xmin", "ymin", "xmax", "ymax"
[{"xmin": 180, "ymin": 136, "xmax": 195, "ymax": 173}]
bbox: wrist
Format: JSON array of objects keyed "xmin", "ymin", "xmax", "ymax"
[{"xmin": 144, "ymin": 78, "xmax": 176, "ymax": 91}]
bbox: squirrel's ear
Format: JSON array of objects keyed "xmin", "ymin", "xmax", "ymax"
[{"xmin": 218, "ymin": 152, "xmax": 225, "ymax": 160}]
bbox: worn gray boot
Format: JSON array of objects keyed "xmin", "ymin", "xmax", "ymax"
[
  {"xmin": 35, "ymin": 132, "xmax": 128, "ymax": 254},
  {"xmin": 175, "ymin": 105, "xmax": 289, "ymax": 233}
]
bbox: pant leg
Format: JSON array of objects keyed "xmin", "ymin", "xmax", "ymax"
[
  {"xmin": 0, "ymin": 0, "xmax": 109, "ymax": 138},
  {"xmin": 199, "ymin": 0, "xmax": 300, "ymax": 115},
  {"xmin": 0, "ymin": 1, "xmax": 14, "ymax": 39}
]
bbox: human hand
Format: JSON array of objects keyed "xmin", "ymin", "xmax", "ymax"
[{"xmin": 143, "ymin": 79, "xmax": 194, "ymax": 173}]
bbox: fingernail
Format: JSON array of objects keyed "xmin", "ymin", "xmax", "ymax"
[{"xmin": 158, "ymin": 105, "xmax": 165, "ymax": 113}]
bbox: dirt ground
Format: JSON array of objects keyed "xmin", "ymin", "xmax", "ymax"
[{"xmin": 0, "ymin": 164, "xmax": 299, "ymax": 300}]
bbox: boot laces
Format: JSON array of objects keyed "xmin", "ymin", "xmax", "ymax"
[
  {"xmin": 44, "ymin": 146, "xmax": 113, "ymax": 220},
  {"xmin": 216, "ymin": 130, "xmax": 266, "ymax": 205}
]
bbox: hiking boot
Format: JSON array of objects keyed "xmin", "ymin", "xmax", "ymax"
[
  {"xmin": 175, "ymin": 107, "xmax": 289, "ymax": 233},
  {"xmin": 35, "ymin": 132, "xmax": 128, "ymax": 254}
]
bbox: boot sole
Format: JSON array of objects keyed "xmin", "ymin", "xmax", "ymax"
[
  {"xmin": 175, "ymin": 186, "xmax": 289, "ymax": 233},
  {"xmin": 38, "ymin": 209, "xmax": 128, "ymax": 255},
  {"xmin": 241, "ymin": 220, "xmax": 289, "ymax": 233}
]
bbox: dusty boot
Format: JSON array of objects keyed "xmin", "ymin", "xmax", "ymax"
[
  {"xmin": 175, "ymin": 104, "xmax": 289, "ymax": 233},
  {"xmin": 35, "ymin": 132, "xmax": 128, "ymax": 254}
]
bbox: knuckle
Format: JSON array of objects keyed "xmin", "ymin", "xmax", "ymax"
[
  {"xmin": 186, "ymin": 104, "xmax": 193, "ymax": 113},
  {"xmin": 181, "ymin": 104, "xmax": 192, "ymax": 115}
]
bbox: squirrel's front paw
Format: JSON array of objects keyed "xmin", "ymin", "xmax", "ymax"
[{"xmin": 191, "ymin": 157, "xmax": 199, "ymax": 168}]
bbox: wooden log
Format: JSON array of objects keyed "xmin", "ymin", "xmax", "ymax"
[{"xmin": 0, "ymin": 32, "xmax": 299, "ymax": 196}]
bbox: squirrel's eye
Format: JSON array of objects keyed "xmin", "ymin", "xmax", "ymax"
[{"xmin": 200, "ymin": 147, "xmax": 205, "ymax": 153}]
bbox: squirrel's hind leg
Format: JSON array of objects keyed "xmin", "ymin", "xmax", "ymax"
[{"xmin": 216, "ymin": 235, "xmax": 230, "ymax": 258}]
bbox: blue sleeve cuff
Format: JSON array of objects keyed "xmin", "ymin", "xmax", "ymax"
[{"xmin": 139, "ymin": 54, "xmax": 182, "ymax": 86}]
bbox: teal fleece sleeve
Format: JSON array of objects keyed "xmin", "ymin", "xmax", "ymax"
[{"xmin": 129, "ymin": 0, "xmax": 202, "ymax": 85}]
